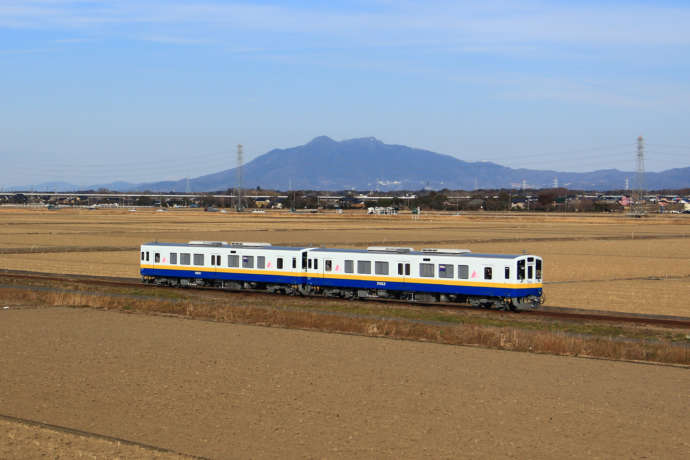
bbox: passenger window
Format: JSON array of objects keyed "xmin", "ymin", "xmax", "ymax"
[
  {"xmin": 257, "ymin": 256, "xmax": 265, "ymax": 269},
  {"xmin": 193, "ymin": 254, "xmax": 204, "ymax": 265},
  {"xmin": 180, "ymin": 253, "xmax": 191, "ymax": 265},
  {"xmin": 308, "ymin": 259, "xmax": 312, "ymax": 269},
  {"xmin": 345, "ymin": 260, "xmax": 354, "ymax": 274},
  {"xmin": 146, "ymin": 252, "xmax": 150, "ymax": 261},
  {"xmin": 528, "ymin": 266, "xmax": 533, "ymax": 279},
  {"xmin": 420, "ymin": 263, "xmax": 434, "ymax": 278},
  {"xmin": 141, "ymin": 251, "xmax": 145, "ymax": 261},
  {"xmin": 536, "ymin": 260, "xmax": 542, "ymax": 280},
  {"xmin": 228, "ymin": 255, "xmax": 239, "ymax": 267},
  {"xmin": 484, "ymin": 267, "xmax": 492, "ymax": 280},
  {"xmin": 438, "ymin": 264, "xmax": 454, "ymax": 279},
  {"xmin": 505, "ymin": 267, "xmax": 510, "ymax": 279},
  {"xmin": 517, "ymin": 260, "xmax": 525, "ymax": 280},
  {"xmin": 375, "ymin": 261, "xmax": 388, "ymax": 275},
  {"xmin": 242, "ymin": 255, "xmax": 254, "ymax": 268},
  {"xmin": 405, "ymin": 264, "xmax": 410, "ymax": 276},
  {"xmin": 314, "ymin": 259, "xmax": 318, "ymax": 270},
  {"xmin": 170, "ymin": 253, "xmax": 177, "ymax": 264},
  {"xmin": 325, "ymin": 260, "xmax": 332, "ymax": 271},
  {"xmin": 302, "ymin": 252, "xmax": 307, "ymax": 269},
  {"xmin": 277, "ymin": 258, "xmax": 284, "ymax": 269},
  {"xmin": 397, "ymin": 263, "xmax": 403, "ymax": 275},
  {"xmin": 458, "ymin": 265, "xmax": 469, "ymax": 279},
  {"xmin": 292, "ymin": 257, "xmax": 297, "ymax": 269},
  {"xmin": 357, "ymin": 260, "xmax": 371, "ymax": 274},
  {"xmin": 155, "ymin": 253, "xmax": 160, "ymax": 263}
]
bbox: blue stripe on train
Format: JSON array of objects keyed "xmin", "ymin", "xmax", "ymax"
[
  {"xmin": 141, "ymin": 268, "xmax": 306, "ymax": 285},
  {"xmin": 142, "ymin": 268, "xmax": 542, "ymax": 298},
  {"xmin": 307, "ymin": 276, "xmax": 541, "ymax": 298}
]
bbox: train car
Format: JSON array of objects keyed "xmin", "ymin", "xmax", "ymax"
[{"xmin": 140, "ymin": 242, "xmax": 543, "ymax": 310}]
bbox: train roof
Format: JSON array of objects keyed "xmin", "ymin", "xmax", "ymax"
[
  {"xmin": 142, "ymin": 242, "xmax": 535, "ymax": 259},
  {"xmin": 142, "ymin": 242, "xmax": 308, "ymax": 252},
  {"xmin": 311, "ymin": 247, "xmax": 525, "ymax": 259}
]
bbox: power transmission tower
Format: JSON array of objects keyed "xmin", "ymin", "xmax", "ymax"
[
  {"xmin": 236, "ymin": 144, "xmax": 244, "ymax": 212},
  {"xmin": 185, "ymin": 177, "xmax": 191, "ymax": 194},
  {"xmin": 631, "ymin": 136, "xmax": 646, "ymax": 216},
  {"xmin": 625, "ymin": 177, "xmax": 629, "ymax": 191},
  {"xmin": 553, "ymin": 177, "xmax": 558, "ymax": 188}
]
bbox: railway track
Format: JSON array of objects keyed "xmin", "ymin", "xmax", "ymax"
[{"xmin": 2, "ymin": 269, "xmax": 689, "ymax": 329}]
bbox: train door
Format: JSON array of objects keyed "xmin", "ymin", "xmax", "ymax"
[
  {"xmin": 397, "ymin": 261, "xmax": 411, "ymax": 282},
  {"xmin": 210, "ymin": 253, "xmax": 221, "ymax": 274},
  {"xmin": 153, "ymin": 250, "xmax": 160, "ymax": 267},
  {"xmin": 517, "ymin": 259, "xmax": 526, "ymax": 283},
  {"xmin": 308, "ymin": 255, "xmax": 322, "ymax": 280}
]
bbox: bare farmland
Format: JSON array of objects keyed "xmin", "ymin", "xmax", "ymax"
[{"xmin": 0, "ymin": 208, "xmax": 689, "ymax": 316}]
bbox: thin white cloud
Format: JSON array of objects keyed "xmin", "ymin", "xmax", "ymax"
[{"xmin": 1, "ymin": 0, "xmax": 689, "ymax": 47}]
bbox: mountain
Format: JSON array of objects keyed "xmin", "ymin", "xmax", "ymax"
[
  {"xmin": 9, "ymin": 136, "xmax": 690, "ymax": 191},
  {"xmin": 134, "ymin": 136, "xmax": 688, "ymax": 191}
]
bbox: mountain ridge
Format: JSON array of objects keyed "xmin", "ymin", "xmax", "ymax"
[{"xmin": 8, "ymin": 136, "xmax": 690, "ymax": 191}]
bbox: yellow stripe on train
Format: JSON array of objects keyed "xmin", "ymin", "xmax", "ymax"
[{"xmin": 141, "ymin": 264, "xmax": 542, "ymax": 290}]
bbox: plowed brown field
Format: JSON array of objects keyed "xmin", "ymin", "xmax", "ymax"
[
  {"xmin": 0, "ymin": 307, "xmax": 688, "ymax": 459},
  {"xmin": 1, "ymin": 207, "xmax": 688, "ymax": 315}
]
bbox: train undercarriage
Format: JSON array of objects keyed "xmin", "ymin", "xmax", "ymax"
[{"xmin": 143, "ymin": 275, "xmax": 542, "ymax": 311}]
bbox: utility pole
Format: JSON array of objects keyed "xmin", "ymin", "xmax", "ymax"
[
  {"xmin": 236, "ymin": 144, "xmax": 244, "ymax": 212},
  {"xmin": 631, "ymin": 136, "xmax": 646, "ymax": 216}
]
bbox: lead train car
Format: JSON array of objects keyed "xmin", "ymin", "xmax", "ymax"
[{"xmin": 140, "ymin": 242, "xmax": 543, "ymax": 310}]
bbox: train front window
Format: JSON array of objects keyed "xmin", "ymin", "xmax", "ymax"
[
  {"xmin": 517, "ymin": 260, "xmax": 525, "ymax": 280},
  {"xmin": 536, "ymin": 260, "xmax": 542, "ymax": 280}
]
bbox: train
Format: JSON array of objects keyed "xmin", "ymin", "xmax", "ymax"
[{"xmin": 140, "ymin": 241, "xmax": 543, "ymax": 310}]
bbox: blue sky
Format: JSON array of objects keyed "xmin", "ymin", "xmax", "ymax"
[{"xmin": 1, "ymin": 0, "xmax": 689, "ymax": 186}]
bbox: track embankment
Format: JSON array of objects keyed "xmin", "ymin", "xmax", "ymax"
[
  {"xmin": 1, "ymin": 269, "xmax": 688, "ymax": 329},
  {"xmin": 1, "ymin": 270, "xmax": 688, "ymax": 366}
]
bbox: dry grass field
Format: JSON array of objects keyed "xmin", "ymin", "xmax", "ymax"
[{"xmin": 0, "ymin": 207, "xmax": 689, "ymax": 316}]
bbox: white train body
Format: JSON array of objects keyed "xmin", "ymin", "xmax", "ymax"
[{"xmin": 140, "ymin": 242, "xmax": 543, "ymax": 309}]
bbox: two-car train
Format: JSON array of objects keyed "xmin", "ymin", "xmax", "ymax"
[{"xmin": 140, "ymin": 241, "xmax": 543, "ymax": 310}]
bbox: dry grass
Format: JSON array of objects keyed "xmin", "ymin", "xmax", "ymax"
[
  {"xmin": 1, "ymin": 207, "xmax": 689, "ymax": 316},
  {"xmin": 3, "ymin": 284, "xmax": 688, "ymax": 366}
]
